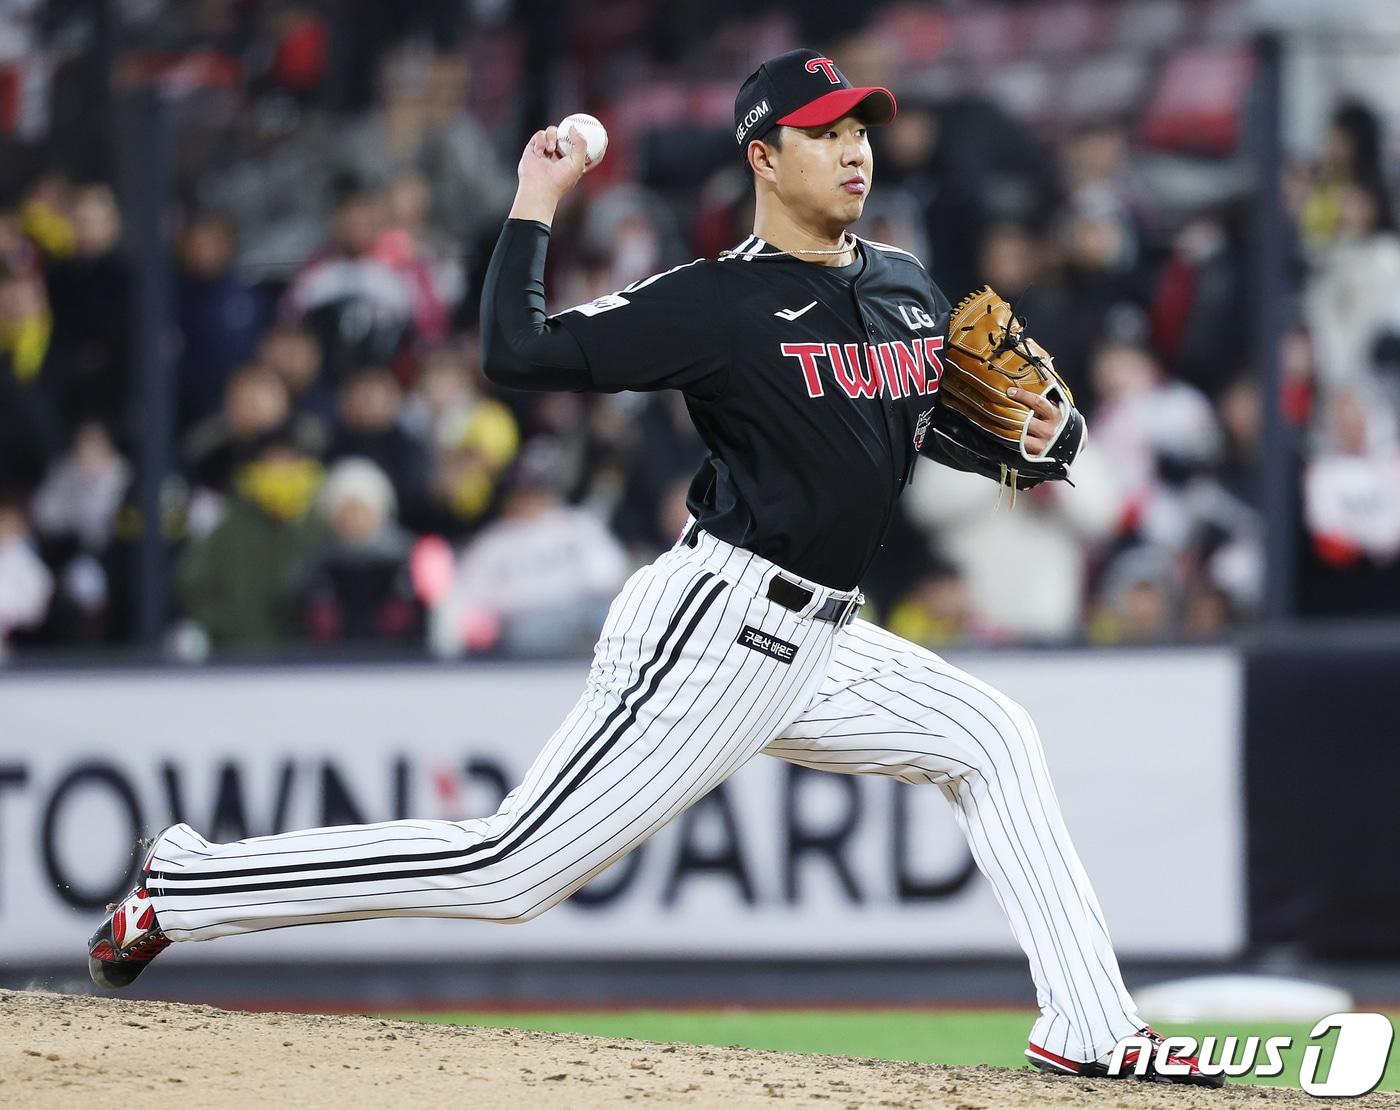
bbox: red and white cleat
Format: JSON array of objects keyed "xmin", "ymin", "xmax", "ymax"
[
  {"xmin": 1027, "ymin": 1025, "xmax": 1226, "ymax": 1088},
  {"xmin": 87, "ymin": 837, "xmax": 171, "ymax": 989}
]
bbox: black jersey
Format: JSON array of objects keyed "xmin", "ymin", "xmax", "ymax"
[{"xmin": 481, "ymin": 221, "xmax": 952, "ymax": 590}]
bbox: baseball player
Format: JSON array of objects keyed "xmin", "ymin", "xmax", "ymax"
[{"xmin": 88, "ymin": 50, "xmax": 1221, "ymax": 1088}]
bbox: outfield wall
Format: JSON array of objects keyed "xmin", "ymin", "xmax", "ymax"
[{"xmin": 0, "ymin": 651, "xmax": 1244, "ymax": 965}]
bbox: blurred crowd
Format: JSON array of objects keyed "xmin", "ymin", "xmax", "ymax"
[{"xmin": 1, "ymin": 0, "xmax": 1398, "ymax": 661}]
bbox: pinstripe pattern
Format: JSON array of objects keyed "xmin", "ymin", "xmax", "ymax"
[
  {"xmin": 765, "ymin": 618, "xmax": 1142, "ymax": 1063},
  {"xmin": 148, "ymin": 532, "xmax": 841, "ymax": 941},
  {"xmin": 145, "ymin": 528, "xmax": 1141, "ymax": 1064}
]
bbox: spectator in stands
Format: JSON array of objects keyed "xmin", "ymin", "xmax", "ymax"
[
  {"xmin": 19, "ymin": 173, "xmax": 75, "ymax": 260},
  {"xmin": 44, "ymin": 184, "xmax": 131, "ymax": 434},
  {"xmin": 285, "ymin": 176, "xmax": 416, "ymax": 380},
  {"xmin": 1132, "ymin": 383, "xmax": 1246, "ymax": 563},
  {"xmin": 403, "ymin": 345, "xmax": 518, "ymax": 534},
  {"xmin": 1089, "ymin": 546, "xmax": 1175, "ymax": 644},
  {"xmin": 0, "ymin": 264, "xmax": 63, "ymax": 491},
  {"xmin": 885, "ymin": 562, "xmax": 980, "ymax": 648},
  {"xmin": 328, "ymin": 365, "xmax": 428, "ymax": 507},
  {"xmin": 972, "ymin": 222, "xmax": 1072, "ymax": 382},
  {"xmin": 1045, "ymin": 198, "xmax": 1144, "ymax": 410},
  {"xmin": 854, "ymin": 187, "xmax": 930, "ymax": 266},
  {"xmin": 1089, "ymin": 339, "xmax": 1258, "ymax": 627},
  {"xmin": 1304, "ymin": 174, "xmax": 1400, "ymax": 392},
  {"xmin": 184, "ymin": 363, "xmax": 295, "ymax": 496},
  {"xmin": 30, "ymin": 421, "xmax": 130, "ymax": 644},
  {"xmin": 1301, "ymin": 389, "xmax": 1400, "ymax": 615},
  {"xmin": 1300, "ymin": 99, "xmax": 1388, "ymax": 249},
  {"xmin": 1148, "ymin": 207, "xmax": 1250, "ymax": 400},
  {"xmin": 1081, "ymin": 340, "xmax": 1162, "ymax": 502},
  {"xmin": 266, "ymin": 4, "xmax": 330, "ymax": 105},
  {"xmin": 1216, "ymin": 377, "xmax": 1261, "ymax": 504},
  {"xmin": 175, "ymin": 211, "xmax": 265, "ymax": 428},
  {"xmin": 31, "ymin": 420, "xmax": 130, "ymax": 554},
  {"xmin": 976, "ymin": 221, "xmax": 1041, "ymax": 302},
  {"xmin": 401, "ymin": 345, "xmax": 496, "ymax": 447},
  {"xmin": 902, "ymin": 446, "xmax": 1122, "ymax": 642},
  {"xmin": 1182, "ymin": 582, "xmax": 1236, "ymax": 643},
  {"xmin": 301, "ymin": 457, "xmax": 420, "ymax": 643},
  {"xmin": 0, "ymin": 496, "xmax": 53, "ymax": 661},
  {"xmin": 177, "ymin": 434, "xmax": 325, "ymax": 650},
  {"xmin": 553, "ymin": 187, "xmax": 686, "ymax": 312},
  {"xmin": 875, "ymin": 97, "xmax": 1052, "ymax": 299},
  {"xmin": 257, "ymin": 322, "xmax": 334, "ymax": 451},
  {"xmin": 376, "ymin": 168, "xmax": 461, "ymax": 339},
  {"xmin": 328, "ymin": 1, "xmax": 467, "ymax": 111},
  {"xmin": 197, "ymin": 106, "xmax": 338, "ymax": 280},
  {"xmin": 436, "ymin": 452, "xmax": 630, "ymax": 657},
  {"xmin": 0, "ymin": 260, "xmax": 53, "ymax": 393},
  {"xmin": 335, "ymin": 48, "xmax": 513, "ymax": 246},
  {"xmin": 1060, "ymin": 123, "xmax": 1140, "ymax": 237}
]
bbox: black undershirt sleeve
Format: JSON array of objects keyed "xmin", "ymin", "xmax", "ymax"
[{"xmin": 479, "ymin": 218, "xmax": 593, "ymax": 392}]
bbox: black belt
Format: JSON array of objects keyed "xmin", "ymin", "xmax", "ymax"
[
  {"xmin": 683, "ymin": 523, "xmax": 860, "ymax": 625},
  {"xmin": 765, "ymin": 575, "xmax": 862, "ymax": 625}
]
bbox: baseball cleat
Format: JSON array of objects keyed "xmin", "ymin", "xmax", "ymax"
[
  {"xmin": 1027, "ymin": 1026, "xmax": 1227, "ymax": 1088},
  {"xmin": 87, "ymin": 832, "xmax": 171, "ymax": 989}
]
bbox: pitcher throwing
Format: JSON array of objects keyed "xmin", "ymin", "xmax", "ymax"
[{"xmin": 88, "ymin": 49, "xmax": 1221, "ymax": 1088}]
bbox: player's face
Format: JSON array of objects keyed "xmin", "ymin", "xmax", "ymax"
[{"xmin": 773, "ymin": 115, "xmax": 872, "ymax": 232}]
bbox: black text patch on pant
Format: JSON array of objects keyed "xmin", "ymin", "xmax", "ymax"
[{"xmin": 737, "ymin": 625, "xmax": 798, "ymax": 664}]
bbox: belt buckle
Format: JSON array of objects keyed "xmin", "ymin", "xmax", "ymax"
[{"xmin": 835, "ymin": 592, "xmax": 862, "ymax": 626}]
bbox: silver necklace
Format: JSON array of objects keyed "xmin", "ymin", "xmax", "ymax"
[{"xmin": 719, "ymin": 232, "xmax": 858, "ymax": 262}]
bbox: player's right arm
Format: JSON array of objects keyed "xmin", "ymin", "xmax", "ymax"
[
  {"xmin": 481, "ymin": 128, "xmax": 727, "ymax": 398},
  {"xmin": 480, "ymin": 126, "xmax": 593, "ymax": 392}
]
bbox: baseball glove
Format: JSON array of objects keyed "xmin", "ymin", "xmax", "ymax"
[{"xmin": 920, "ymin": 286, "xmax": 1086, "ymax": 493}]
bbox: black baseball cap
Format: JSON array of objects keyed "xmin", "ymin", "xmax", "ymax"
[{"xmin": 734, "ymin": 49, "xmax": 897, "ymax": 148}]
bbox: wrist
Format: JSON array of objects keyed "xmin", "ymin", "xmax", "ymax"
[{"xmin": 509, "ymin": 185, "xmax": 562, "ymax": 227}]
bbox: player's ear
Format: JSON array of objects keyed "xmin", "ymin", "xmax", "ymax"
[{"xmin": 748, "ymin": 138, "xmax": 778, "ymax": 185}]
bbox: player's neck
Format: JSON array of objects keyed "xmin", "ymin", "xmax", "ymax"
[{"xmin": 751, "ymin": 209, "xmax": 855, "ymax": 266}]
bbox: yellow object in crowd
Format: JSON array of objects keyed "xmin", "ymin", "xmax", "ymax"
[
  {"xmin": 437, "ymin": 398, "xmax": 522, "ymax": 520},
  {"xmin": 887, "ymin": 598, "xmax": 961, "ymax": 649},
  {"xmin": 0, "ymin": 309, "xmax": 53, "ymax": 382},
  {"xmin": 1300, "ymin": 179, "xmax": 1343, "ymax": 246},
  {"xmin": 19, "ymin": 199, "xmax": 77, "ymax": 259},
  {"xmin": 452, "ymin": 399, "xmax": 520, "ymax": 470},
  {"xmin": 235, "ymin": 457, "xmax": 325, "ymax": 522},
  {"xmin": 448, "ymin": 466, "xmax": 493, "ymax": 518}
]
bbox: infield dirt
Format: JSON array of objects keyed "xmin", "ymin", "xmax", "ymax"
[{"xmin": 4, "ymin": 989, "xmax": 1396, "ymax": 1109}]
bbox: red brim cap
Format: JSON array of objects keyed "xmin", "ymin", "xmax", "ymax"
[{"xmin": 776, "ymin": 86, "xmax": 898, "ymax": 129}]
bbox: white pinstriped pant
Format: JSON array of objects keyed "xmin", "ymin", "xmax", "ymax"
[{"xmin": 147, "ymin": 526, "xmax": 1142, "ymax": 1062}]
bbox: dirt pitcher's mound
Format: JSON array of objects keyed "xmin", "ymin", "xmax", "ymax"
[{"xmin": 3, "ymin": 989, "xmax": 1396, "ymax": 1109}]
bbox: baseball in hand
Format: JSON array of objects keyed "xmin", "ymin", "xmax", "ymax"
[{"xmin": 556, "ymin": 113, "xmax": 608, "ymax": 166}]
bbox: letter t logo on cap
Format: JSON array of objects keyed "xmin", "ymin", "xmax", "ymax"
[{"xmin": 805, "ymin": 57, "xmax": 841, "ymax": 84}]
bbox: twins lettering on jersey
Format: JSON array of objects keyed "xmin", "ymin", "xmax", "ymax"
[{"xmin": 780, "ymin": 337, "xmax": 944, "ymax": 400}]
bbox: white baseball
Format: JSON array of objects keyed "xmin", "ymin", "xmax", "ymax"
[{"xmin": 556, "ymin": 112, "xmax": 608, "ymax": 166}]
